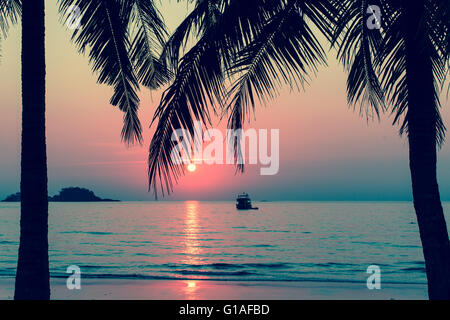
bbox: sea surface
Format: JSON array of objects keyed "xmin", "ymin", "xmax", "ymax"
[{"xmin": 1, "ymin": 201, "xmax": 449, "ymax": 284}]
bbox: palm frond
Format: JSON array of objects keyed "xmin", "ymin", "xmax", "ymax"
[
  {"xmin": 227, "ymin": 0, "xmax": 333, "ymax": 130},
  {"xmin": 128, "ymin": 0, "xmax": 172, "ymax": 89},
  {"xmin": 148, "ymin": 0, "xmax": 281, "ymax": 196},
  {"xmin": 0, "ymin": 0, "xmax": 21, "ymax": 58},
  {"xmin": 0, "ymin": 0, "xmax": 21, "ymax": 36},
  {"xmin": 226, "ymin": 0, "xmax": 336, "ymax": 168},
  {"xmin": 332, "ymin": 0, "xmax": 448, "ymax": 144},
  {"xmin": 159, "ymin": 0, "xmax": 223, "ymax": 72},
  {"xmin": 59, "ymin": 0, "xmax": 142, "ymax": 145},
  {"xmin": 377, "ymin": 0, "xmax": 446, "ymax": 145},
  {"xmin": 148, "ymin": 37, "xmax": 225, "ymax": 198},
  {"xmin": 330, "ymin": 0, "xmax": 385, "ymax": 119},
  {"xmin": 425, "ymin": 0, "xmax": 449, "ymax": 62}
]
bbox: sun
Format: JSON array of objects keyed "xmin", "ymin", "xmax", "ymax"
[{"xmin": 187, "ymin": 163, "xmax": 197, "ymax": 172}]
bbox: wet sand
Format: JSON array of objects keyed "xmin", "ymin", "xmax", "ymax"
[{"xmin": 0, "ymin": 277, "xmax": 428, "ymax": 300}]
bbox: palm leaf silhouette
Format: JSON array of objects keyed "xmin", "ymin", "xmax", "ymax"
[
  {"xmin": 330, "ymin": 0, "xmax": 385, "ymax": 119},
  {"xmin": 59, "ymin": 0, "xmax": 170, "ymax": 144},
  {"xmin": 331, "ymin": 0, "xmax": 448, "ymax": 142},
  {"xmin": 0, "ymin": 0, "xmax": 21, "ymax": 57},
  {"xmin": 227, "ymin": 0, "xmax": 335, "ymax": 169}
]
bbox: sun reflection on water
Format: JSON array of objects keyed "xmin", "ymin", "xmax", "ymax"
[
  {"xmin": 183, "ymin": 201, "xmax": 202, "ymax": 265},
  {"xmin": 182, "ymin": 202, "xmax": 202, "ymax": 299},
  {"xmin": 183, "ymin": 280, "xmax": 199, "ymax": 299}
]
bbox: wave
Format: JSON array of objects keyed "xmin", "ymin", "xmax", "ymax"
[
  {"xmin": 0, "ymin": 240, "xmax": 17, "ymax": 245},
  {"xmin": 42, "ymin": 273, "xmax": 426, "ymax": 285},
  {"xmin": 0, "ymin": 260, "xmax": 428, "ymax": 285},
  {"xmin": 176, "ymin": 270, "xmax": 254, "ymax": 276},
  {"xmin": 0, "ymin": 268, "xmax": 428, "ymax": 285},
  {"xmin": 164, "ymin": 262, "xmax": 291, "ymax": 270},
  {"xmin": 401, "ymin": 267, "xmax": 426, "ymax": 272},
  {"xmin": 60, "ymin": 231, "xmax": 115, "ymax": 235}
]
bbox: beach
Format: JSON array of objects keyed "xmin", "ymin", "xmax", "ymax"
[{"xmin": 0, "ymin": 278, "xmax": 428, "ymax": 300}]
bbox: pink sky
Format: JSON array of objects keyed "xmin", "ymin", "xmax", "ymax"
[{"xmin": 0, "ymin": 2, "xmax": 449, "ymax": 201}]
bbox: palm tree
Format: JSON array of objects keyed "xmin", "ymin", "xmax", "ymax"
[
  {"xmin": 148, "ymin": 0, "xmax": 450, "ymax": 299},
  {"xmin": 2, "ymin": 0, "xmax": 170, "ymax": 299},
  {"xmin": 331, "ymin": 0, "xmax": 450, "ymax": 299},
  {"xmin": 14, "ymin": 0, "xmax": 50, "ymax": 300}
]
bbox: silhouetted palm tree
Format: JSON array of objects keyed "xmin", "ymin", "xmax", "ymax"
[
  {"xmin": 1, "ymin": 0, "xmax": 169, "ymax": 299},
  {"xmin": 148, "ymin": 0, "xmax": 449, "ymax": 299},
  {"xmin": 331, "ymin": 0, "xmax": 449, "ymax": 299}
]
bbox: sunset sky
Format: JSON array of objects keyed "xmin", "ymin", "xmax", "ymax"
[{"xmin": 1, "ymin": 1, "xmax": 449, "ymax": 201}]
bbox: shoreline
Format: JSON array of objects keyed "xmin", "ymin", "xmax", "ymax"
[{"xmin": 0, "ymin": 277, "xmax": 428, "ymax": 300}]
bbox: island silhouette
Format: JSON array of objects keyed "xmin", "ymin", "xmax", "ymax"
[{"xmin": 2, "ymin": 187, "xmax": 120, "ymax": 202}]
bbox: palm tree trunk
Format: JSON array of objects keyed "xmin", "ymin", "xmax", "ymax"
[
  {"xmin": 404, "ymin": 0, "xmax": 450, "ymax": 300},
  {"xmin": 14, "ymin": 0, "xmax": 50, "ymax": 300}
]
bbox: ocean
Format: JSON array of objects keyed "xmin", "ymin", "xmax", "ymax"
[{"xmin": 1, "ymin": 201, "xmax": 449, "ymax": 284}]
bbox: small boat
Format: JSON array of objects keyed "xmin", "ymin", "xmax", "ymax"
[{"xmin": 236, "ymin": 193, "xmax": 259, "ymax": 210}]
